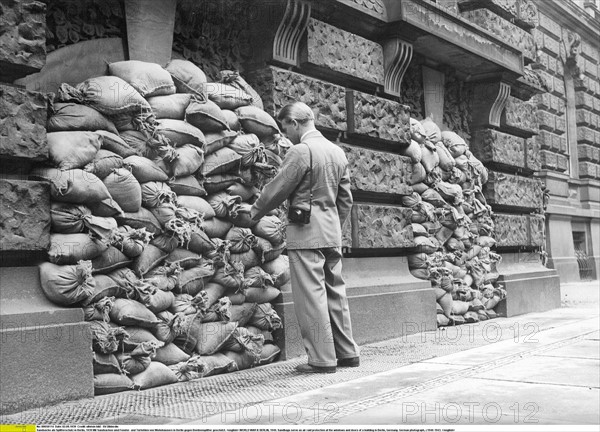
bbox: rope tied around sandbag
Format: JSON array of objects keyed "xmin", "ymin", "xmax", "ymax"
[
  {"xmin": 164, "ymin": 217, "xmax": 195, "ymax": 248},
  {"xmin": 208, "ymin": 297, "xmax": 232, "ymax": 322},
  {"xmin": 171, "ymin": 356, "xmax": 207, "ymax": 381},
  {"xmin": 57, "ymin": 83, "xmax": 87, "ymax": 105}
]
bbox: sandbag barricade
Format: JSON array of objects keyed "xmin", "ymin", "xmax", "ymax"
[
  {"xmin": 35, "ymin": 60, "xmax": 285, "ymax": 395},
  {"xmin": 406, "ymin": 118, "xmax": 506, "ymax": 326}
]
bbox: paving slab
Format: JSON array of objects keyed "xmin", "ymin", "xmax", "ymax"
[
  {"xmin": 537, "ymin": 339, "xmax": 600, "ymax": 360},
  {"xmin": 471, "ymin": 355, "xmax": 600, "ymax": 388},
  {"xmin": 335, "ymin": 379, "xmax": 600, "ymax": 425}
]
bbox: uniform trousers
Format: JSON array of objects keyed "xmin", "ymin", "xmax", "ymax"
[{"xmin": 287, "ymin": 247, "xmax": 359, "ymax": 367}]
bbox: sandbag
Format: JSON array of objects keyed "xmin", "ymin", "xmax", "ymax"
[
  {"xmin": 93, "ymin": 352, "xmax": 122, "ymax": 375},
  {"xmin": 220, "ymin": 70, "xmax": 264, "ymax": 109},
  {"xmin": 94, "ymin": 373, "xmax": 137, "ymax": 395},
  {"xmin": 57, "ymin": 76, "xmax": 152, "ymax": 118},
  {"xmin": 230, "ymin": 249, "xmax": 261, "ymax": 270},
  {"xmin": 169, "ymin": 175, "xmax": 206, "ymax": 197},
  {"xmin": 227, "ymin": 203, "xmax": 258, "ymax": 229},
  {"xmin": 110, "ymin": 225, "xmax": 152, "ymax": 258},
  {"xmin": 154, "ymin": 311, "xmax": 186, "ymax": 344},
  {"xmin": 50, "ymin": 203, "xmax": 92, "ymax": 234},
  {"xmin": 120, "ymin": 325, "xmax": 161, "ymax": 349},
  {"xmin": 154, "ymin": 343, "xmax": 190, "ymax": 365},
  {"xmin": 441, "ymin": 130, "xmax": 468, "ymax": 158},
  {"xmin": 48, "ymin": 102, "xmax": 119, "ymax": 134},
  {"xmin": 410, "ymin": 162, "xmax": 427, "ymax": 185},
  {"xmin": 110, "ymin": 298, "xmax": 160, "ymax": 328},
  {"xmin": 202, "ymin": 147, "xmax": 242, "ymax": 177},
  {"xmin": 103, "ymin": 168, "xmax": 142, "ymax": 213},
  {"xmin": 420, "ymin": 144, "xmax": 440, "ymax": 173},
  {"xmin": 82, "ymin": 275, "xmax": 125, "ymax": 306},
  {"xmin": 48, "ymin": 131, "xmax": 102, "ymax": 170},
  {"xmin": 166, "ymin": 248, "xmax": 204, "ymax": 270},
  {"xmin": 194, "ymin": 353, "xmax": 237, "ymax": 377},
  {"xmin": 399, "ymin": 140, "xmax": 422, "ymax": 164},
  {"xmin": 116, "ymin": 207, "xmax": 162, "ymax": 236},
  {"xmin": 254, "ymin": 237, "xmax": 285, "ymax": 263},
  {"xmin": 115, "ymin": 341, "xmax": 157, "ymax": 375},
  {"xmin": 186, "ymin": 229, "xmax": 217, "ymax": 255},
  {"xmin": 91, "ymin": 246, "xmax": 132, "ymax": 275},
  {"xmin": 436, "ymin": 141, "xmax": 456, "ymax": 171},
  {"xmin": 85, "ymin": 149, "xmax": 124, "ymax": 180},
  {"xmin": 227, "ymin": 183, "xmax": 260, "ymax": 203},
  {"xmin": 261, "ymin": 255, "xmax": 290, "ymax": 288},
  {"xmin": 410, "ymin": 118, "xmax": 426, "ymax": 143},
  {"xmin": 235, "ymin": 106, "xmax": 280, "ymax": 139},
  {"xmin": 421, "ymin": 189, "xmax": 447, "ymax": 207},
  {"xmin": 155, "ymin": 118, "xmax": 206, "ymax": 149},
  {"xmin": 186, "ymin": 99, "xmax": 229, "ymax": 133},
  {"xmin": 96, "ymin": 130, "xmax": 137, "ymax": 158},
  {"xmin": 420, "ymin": 117, "xmax": 442, "ymax": 143},
  {"xmin": 203, "ymin": 173, "xmax": 243, "ymax": 194},
  {"xmin": 175, "ymin": 263, "xmax": 215, "ymax": 296},
  {"xmin": 39, "ymin": 260, "xmax": 95, "ymax": 306},
  {"xmin": 206, "ymin": 82, "xmax": 252, "ymax": 110},
  {"xmin": 176, "ymin": 195, "xmax": 215, "ymax": 219},
  {"xmin": 207, "ymin": 192, "xmax": 242, "ymax": 218},
  {"xmin": 133, "ymin": 281, "xmax": 175, "ymax": 314},
  {"xmin": 245, "ymin": 287, "xmax": 280, "ymax": 303},
  {"xmin": 166, "ymin": 59, "xmax": 207, "ymax": 100},
  {"xmin": 175, "ymin": 317, "xmax": 237, "ymax": 356},
  {"xmin": 90, "ymin": 320, "xmax": 128, "ymax": 354},
  {"xmin": 131, "ymin": 361, "xmax": 178, "ymax": 389},
  {"xmin": 147, "ymin": 93, "xmax": 191, "ymax": 119},
  {"xmin": 204, "ymin": 129, "xmax": 238, "ymax": 155},
  {"xmin": 31, "ymin": 168, "xmax": 111, "ymax": 205},
  {"xmin": 251, "ymin": 215, "xmax": 284, "ymax": 245},
  {"xmin": 222, "ymin": 109, "xmax": 241, "ymax": 131},
  {"xmin": 201, "ymin": 217, "xmax": 232, "ymax": 239},
  {"xmin": 258, "ymin": 343, "xmax": 281, "ymax": 366},
  {"xmin": 248, "ymin": 303, "xmax": 282, "ymax": 331},
  {"xmin": 203, "ymin": 283, "xmax": 228, "ymax": 308},
  {"xmin": 414, "ymin": 236, "xmax": 438, "ymax": 254},
  {"xmin": 211, "ymin": 262, "xmax": 245, "ymax": 292},
  {"xmin": 226, "ymin": 227, "xmax": 258, "ymax": 254},
  {"xmin": 132, "ymin": 244, "xmax": 167, "ymax": 278},
  {"xmin": 109, "ymin": 60, "xmax": 175, "ymax": 97},
  {"xmin": 124, "ymin": 155, "xmax": 169, "ymax": 183},
  {"xmin": 169, "ymin": 144, "xmax": 204, "ymax": 178}
]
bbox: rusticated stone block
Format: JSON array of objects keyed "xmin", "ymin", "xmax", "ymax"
[
  {"xmin": 554, "ymin": 115, "xmax": 566, "ymax": 135},
  {"xmin": 347, "ymin": 90, "xmax": 411, "ymax": 144},
  {"xmin": 575, "ymin": 92, "xmax": 594, "ymax": 111},
  {"xmin": 352, "ymin": 204, "xmax": 414, "ymax": 249},
  {"xmin": 526, "ymin": 136, "xmax": 541, "ymax": 171},
  {"xmin": 578, "ymin": 127, "xmax": 595, "ymax": 145},
  {"xmin": 484, "ymin": 171, "xmax": 543, "ymax": 210},
  {"xmin": 471, "ymin": 129, "xmax": 526, "ymax": 168},
  {"xmin": 578, "ymin": 145, "xmax": 599, "ymax": 163},
  {"xmin": 529, "ymin": 214, "xmax": 545, "ymax": 247},
  {"xmin": 0, "ymin": 85, "xmax": 48, "ymax": 162},
  {"xmin": 249, "ymin": 66, "xmax": 346, "ymax": 132},
  {"xmin": 305, "ymin": 19, "xmax": 384, "ymax": 85},
  {"xmin": 537, "ymin": 12, "xmax": 560, "ymax": 37},
  {"xmin": 576, "ymin": 110, "xmax": 592, "ymax": 127},
  {"xmin": 556, "ymin": 154, "xmax": 568, "ymax": 173},
  {"xmin": 346, "ymin": 0, "xmax": 386, "ymax": 17},
  {"xmin": 537, "ymin": 110, "xmax": 555, "ymax": 132},
  {"xmin": 579, "ymin": 162, "xmax": 598, "ymax": 179},
  {"xmin": 462, "ymin": 9, "xmax": 536, "ymax": 60},
  {"xmin": 494, "ymin": 213, "xmax": 529, "ymax": 247},
  {"xmin": 504, "ymin": 96, "xmax": 539, "ymax": 134},
  {"xmin": 0, "ymin": 179, "xmax": 50, "ymax": 252},
  {"xmin": 338, "ymin": 144, "xmax": 412, "ymax": 196},
  {"xmin": 581, "ymin": 40, "xmax": 599, "ymax": 64},
  {"xmin": 540, "ymin": 150, "xmax": 557, "ymax": 170},
  {"xmin": 0, "ymin": 0, "xmax": 46, "ymax": 82}
]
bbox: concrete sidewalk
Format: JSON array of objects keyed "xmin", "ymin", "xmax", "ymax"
[{"xmin": 2, "ymin": 281, "xmax": 599, "ymax": 428}]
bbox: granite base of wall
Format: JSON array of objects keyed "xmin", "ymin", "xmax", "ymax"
[
  {"xmin": 496, "ymin": 254, "xmax": 561, "ymax": 318},
  {"xmin": 0, "ymin": 267, "xmax": 93, "ymax": 415}
]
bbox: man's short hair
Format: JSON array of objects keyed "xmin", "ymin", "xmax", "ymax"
[{"xmin": 277, "ymin": 101, "xmax": 315, "ymax": 125}]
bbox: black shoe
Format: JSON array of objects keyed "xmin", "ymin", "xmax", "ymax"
[
  {"xmin": 295, "ymin": 364, "xmax": 336, "ymax": 374},
  {"xmin": 337, "ymin": 357, "xmax": 360, "ymax": 367}
]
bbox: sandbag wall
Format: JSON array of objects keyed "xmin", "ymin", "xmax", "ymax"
[
  {"xmin": 404, "ymin": 118, "xmax": 506, "ymax": 327},
  {"xmin": 31, "ymin": 60, "xmax": 291, "ymax": 395}
]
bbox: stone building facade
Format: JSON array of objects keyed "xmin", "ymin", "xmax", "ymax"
[{"xmin": 0, "ymin": 0, "xmax": 595, "ymax": 413}]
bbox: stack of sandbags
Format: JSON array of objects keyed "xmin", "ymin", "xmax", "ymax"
[
  {"xmin": 32, "ymin": 60, "xmax": 291, "ymax": 395},
  {"xmin": 403, "ymin": 118, "xmax": 506, "ymax": 327}
]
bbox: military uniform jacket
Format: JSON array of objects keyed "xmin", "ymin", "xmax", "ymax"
[{"xmin": 250, "ymin": 130, "xmax": 353, "ymax": 249}]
